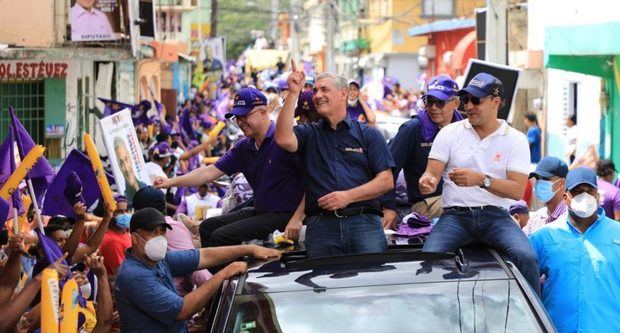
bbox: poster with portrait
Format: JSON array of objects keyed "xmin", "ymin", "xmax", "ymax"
[
  {"xmin": 70, "ymin": 0, "xmax": 123, "ymax": 41},
  {"xmin": 462, "ymin": 59, "xmax": 521, "ymax": 122},
  {"xmin": 99, "ymin": 109, "xmax": 150, "ymax": 201}
]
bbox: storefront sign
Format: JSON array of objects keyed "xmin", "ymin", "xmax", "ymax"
[{"xmin": 0, "ymin": 61, "xmax": 68, "ymax": 79}]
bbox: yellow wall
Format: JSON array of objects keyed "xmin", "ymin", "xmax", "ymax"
[
  {"xmin": 0, "ymin": 0, "xmax": 55, "ymax": 47},
  {"xmin": 366, "ymin": 0, "xmax": 485, "ymax": 54}
]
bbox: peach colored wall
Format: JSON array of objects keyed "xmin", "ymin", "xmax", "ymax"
[{"xmin": 0, "ymin": 0, "xmax": 55, "ymax": 47}]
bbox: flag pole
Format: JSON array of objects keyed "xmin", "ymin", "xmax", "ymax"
[{"xmin": 13, "ymin": 208, "xmax": 19, "ymax": 235}]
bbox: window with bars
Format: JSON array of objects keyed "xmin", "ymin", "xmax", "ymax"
[
  {"xmin": 0, "ymin": 80, "xmax": 45, "ymax": 143},
  {"xmin": 0, "ymin": 79, "xmax": 63, "ymax": 162}
]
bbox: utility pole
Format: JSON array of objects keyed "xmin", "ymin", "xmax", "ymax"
[
  {"xmin": 210, "ymin": 0, "xmax": 217, "ymax": 37},
  {"xmin": 325, "ymin": 0, "xmax": 335, "ymax": 73},
  {"xmin": 290, "ymin": 0, "xmax": 299, "ymax": 65},
  {"xmin": 271, "ymin": 0, "xmax": 279, "ymax": 45},
  {"xmin": 485, "ymin": 0, "xmax": 507, "ymax": 64}
]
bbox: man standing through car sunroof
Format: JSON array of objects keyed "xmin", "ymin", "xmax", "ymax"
[
  {"xmin": 275, "ymin": 60, "xmax": 395, "ymax": 258},
  {"xmin": 418, "ymin": 73, "xmax": 541, "ymax": 295}
]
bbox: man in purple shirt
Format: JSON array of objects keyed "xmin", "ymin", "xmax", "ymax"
[
  {"xmin": 596, "ymin": 159, "xmax": 620, "ymax": 220},
  {"xmin": 71, "ymin": 0, "xmax": 115, "ymax": 41},
  {"xmin": 155, "ymin": 87, "xmax": 304, "ymax": 247}
]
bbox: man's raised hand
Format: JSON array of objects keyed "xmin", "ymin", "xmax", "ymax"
[{"xmin": 287, "ymin": 59, "xmax": 306, "ymax": 93}]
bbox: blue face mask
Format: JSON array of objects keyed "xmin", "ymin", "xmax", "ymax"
[
  {"xmin": 534, "ymin": 179, "xmax": 558, "ymax": 203},
  {"xmin": 114, "ymin": 214, "xmax": 131, "ymax": 229}
]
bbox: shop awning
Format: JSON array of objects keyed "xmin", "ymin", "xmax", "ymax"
[
  {"xmin": 408, "ymin": 19, "xmax": 475, "ymax": 36},
  {"xmin": 544, "ymin": 22, "xmax": 620, "ymax": 78}
]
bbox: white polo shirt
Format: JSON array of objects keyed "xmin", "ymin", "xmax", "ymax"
[{"xmin": 429, "ymin": 119, "xmax": 530, "ymax": 209}]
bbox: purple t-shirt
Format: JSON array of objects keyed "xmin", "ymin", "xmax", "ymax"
[
  {"xmin": 214, "ymin": 122, "xmax": 303, "ymax": 213},
  {"xmin": 597, "ymin": 179, "xmax": 620, "ymax": 219}
]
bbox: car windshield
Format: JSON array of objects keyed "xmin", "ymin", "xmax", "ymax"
[{"xmin": 227, "ymin": 279, "xmax": 543, "ymax": 333}]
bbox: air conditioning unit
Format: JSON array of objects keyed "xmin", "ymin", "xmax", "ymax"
[{"xmin": 419, "ymin": 45, "xmax": 436, "ymax": 59}]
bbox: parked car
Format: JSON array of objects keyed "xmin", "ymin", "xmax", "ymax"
[{"xmin": 205, "ymin": 244, "xmax": 556, "ymax": 333}]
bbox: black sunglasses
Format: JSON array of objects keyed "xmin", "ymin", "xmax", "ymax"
[
  {"xmin": 424, "ymin": 96, "xmax": 448, "ymax": 108},
  {"xmin": 460, "ymin": 94, "xmax": 492, "ymax": 106}
]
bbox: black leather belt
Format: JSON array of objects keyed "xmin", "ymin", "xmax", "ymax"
[
  {"xmin": 444, "ymin": 205, "xmax": 502, "ymax": 211},
  {"xmin": 308, "ymin": 206, "xmax": 384, "ymax": 218}
]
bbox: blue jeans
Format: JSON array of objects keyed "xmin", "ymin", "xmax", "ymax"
[
  {"xmin": 422, "ymin": 207, "xmax": 541, "ymax": 296},
  {"xmin": 305, "ymin": 214, "xmax": 387, "ymax": 258}
]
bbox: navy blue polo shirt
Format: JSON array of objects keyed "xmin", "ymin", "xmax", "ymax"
[
  {"xmin": 115, "ymin": 249, "xmax": 200, "ymax": 333},
  {"xmin": 384, "ymin": 116, "xmax": 443, "ymax": 207},
  {"xmin": 215, "ymin": 121, "xmax": 303, "ymax": 213},
  {"xmin": 293, "ymin": 116, "xmax": 395, "ymax": 213}
]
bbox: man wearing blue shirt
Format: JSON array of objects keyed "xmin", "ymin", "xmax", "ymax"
[
  {"xmin": 115, "ymin": 207, "xmax": 280, "ymax": 333},
  {"xmin": 155, "ymin": 87, "xmax": 304, "ymax": 247},
  {"xmin": 381, "ymin": 75, "xmax": 463, "ymax": 228},
  {"xmin": 275, "ymin": 61, "xmax": 395, "ymax": 258},
  {"xmin": 530, "ymin": 167, "xmax": 620, "ymax": 333}
]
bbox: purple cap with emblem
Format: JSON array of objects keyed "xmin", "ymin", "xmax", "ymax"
[
  {"xmin": 64, "ymin": 171, "xmax": 85, "ymax": 206},
  {"xmin": 458, "ymin": 72, "xmax": 504, "ymax": 98},
  {"xmin": 295, "ymin": 90, "xmax": 317, "ymax": 117},
  {"xmin": 423, "ymin": 75, "xmax": 459, "ymax": 101},
  {"xmin": 151, "ymin": 141, "xmax": 173, "ymax": 159},
  {"xmin": 225, "ymin": 87, "xmax": 267, "ymax": 119}
]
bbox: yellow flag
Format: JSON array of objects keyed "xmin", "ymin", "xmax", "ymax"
[
  {"xmin": 59, "ymin": 278, "xmax": 79, "ymax": 333},
  {"xmin": 41, "ymin": 268, "xmax": 60, "ymax": 333},
  {"xmin": 83, "ymin": 133, "xmax": 117, "ymax": 211}
]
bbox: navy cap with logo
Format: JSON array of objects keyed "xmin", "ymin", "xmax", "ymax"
[
  {"xmin": 130, "ymin": 207, "xmax": 172, "ymax": 233},
  {"xmin": 225, "ymin": 87, "xmax": 267, "ymax": 119},
  {"xmin": 566, "ymin": 167, "xmax": 598, "ymax": 191},
  {"xmin": 424, "ymin": 75, "xmax": 459, "ymax": 101},
  {"xmin": 458, "ymin": 72, "xmax": 504, "ymax": 98},
  {"xmin": 529, "ymin": 156, "xmax": 569, "ymax": 179}
]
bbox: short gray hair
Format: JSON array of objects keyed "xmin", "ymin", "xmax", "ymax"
[{"xmin": 316, "ymin": 72, "xmax": 349, "ymax": 94}]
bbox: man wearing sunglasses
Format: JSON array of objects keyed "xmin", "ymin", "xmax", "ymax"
[
  {"xmin": 419, "ymin": 73, "xmax": 540, "ymax": 295},
  {"xmin": 154, "ymin": 87, "xmax": 304, "ymax": 248},
  {"xmin": 380, "ymin": 75, "xmax": 463, "ymax": 229}
]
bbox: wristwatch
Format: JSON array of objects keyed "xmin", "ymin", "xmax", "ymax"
[{"xmin": 480, "ymin": 174, "xmax": 492, "ymax": 189}]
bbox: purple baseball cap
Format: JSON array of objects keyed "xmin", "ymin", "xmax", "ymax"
[
  {"xmin": 64, "ymin": 171, "xmax": 85, "ymax": 206},
  {"xmin": 424, "ymin": 75, "xmax": 459, "ymax": 101},
  {"xmin": 349, "ymin": 80, "xmax": 360, "ymax": 89},
  {"xmin": 274, "ymin": 77, "xmax": 289, "ymax": 90},
  {"xmin": 295, "ymin": 90, "xmax": 317, "ymax": 117},
  {"xmin": 509, "ymin": 200, "xmax": 529, "ymax": 215},
  {"xmin": 458, "ymin": 72, "xmax": 504, "ymax": 98},
  {"xmin": 225, "ymin": 87, "xmax": 267, "ymax": 119},
  {"xmin": 151, "ymin": 141, "xmax": 173, "ymax": 159}
]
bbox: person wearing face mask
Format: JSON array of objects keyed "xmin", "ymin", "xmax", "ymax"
[
  {"xmin": 380, "ymin": 75, "xmax": 463, "ymax": 229},
  {"xmin": 99, "ymin": 195, "xmax": 132, "ymax": 275},
  {"xmin": 529, "ymin": 167, "xmax": 620, "ymax": 333},
  {"xmin": 115, "ymin": 207, "xmax": 280, "ymax": 333},
  {"xmin": 346, "ymin": 80, "xmax": 376, "ymax": 125},
  {"xmin": 522, "ymin": 156, "xmax": 569, "ymax": 236}
]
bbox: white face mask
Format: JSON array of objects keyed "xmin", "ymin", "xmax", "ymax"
[
  {"xmin": 80, "ymin": 282, "xmax": 92, "ymax": 299},
  {"xmin": 569, "ymin": 192, "xmax": 598, "ymax": 218},
  {"xmin": 137, "ymin": 235, "xmax": 168, "ymax": 262}
]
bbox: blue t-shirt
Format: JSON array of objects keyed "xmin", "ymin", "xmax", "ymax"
[
  {"xmin": 293, "ymin": 116, "xmax": 395, "ymax": 213},
  {"xmin": 214, "ymin": 122, "xmax": 304, "ymax": 213},
  {"xmin": 529, "ymin": 209, "xmax": 620, "ymax": 333},
  {"xmin": 115, "ymin": 249, "xmax": 200, "ymax": 333},
  {"xmin": 527, "ymin": 125, "xmax": 541, "ymax": 163}
]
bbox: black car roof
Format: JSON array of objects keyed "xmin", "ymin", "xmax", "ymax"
[{"xmin": 239, "ymin": 246, "xmax": 513, "ymax": 295}]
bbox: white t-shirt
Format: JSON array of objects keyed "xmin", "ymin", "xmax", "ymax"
[
  {"xmin": 185, "ymin": 193, "xmax": 220, "ymax": 220},
  {"xmin": 428, "ymin": 119, "xmax": 530, "ymax": 209}
]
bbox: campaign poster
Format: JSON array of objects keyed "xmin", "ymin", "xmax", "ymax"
[
  {"xmin": 70, "ymin": 0, "xmax": 123, "ymax": 41},
  {"xmin": 462, "ymin": 59, "xmax": 521, "ymax": 122},
  {"xmin": 99, "ymin": 109, "xmax": 149, "ymax": 201}
]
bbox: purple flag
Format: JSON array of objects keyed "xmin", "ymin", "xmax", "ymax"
[
  {"xmin": 98, "ymin": 97, "xmax": 134, "ymax": 117},
  {"xmin": 0, "ymin": 130, "xmax": 24, "ymax": 221},
  {"xmin": 9, "ymin": 107, "xmax": 55, "ymax": 206},
  {"xmin": 35, "ymin": 230, "xmax": 72, "ymax": 281},
  {"xmin": 42, "ymin": 149, "xmax": 101, "ymax": 220},
  {"xmin": 154, "ymin": 99, "xmax": 164, "ymax": 117},
  {"xmin": 0, "ymin": 197, "xmax": 9, "ymax": 231},
  {"xmin": 132, "ymin": 100, "xmax": 152, "ymax": 127},
  {"xmin": 180, "ymin": 107, "xmax": 196, "ymax": 143}
]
